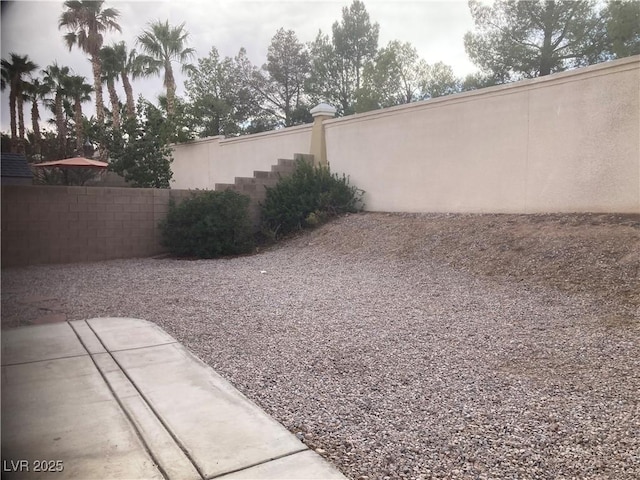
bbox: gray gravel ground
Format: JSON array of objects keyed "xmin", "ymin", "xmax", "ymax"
[{"xmin": 2, "ymin": 213, "xmax": 639, "ymax": 479}]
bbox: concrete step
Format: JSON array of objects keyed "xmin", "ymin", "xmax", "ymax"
[
  {"xmin": 276, "ymin": 158, "xmax": 295, "ymax": 168},
  {"xmin": 271, "ymin": 164, "xmax": 295, "ymax": 174},
  {"xmin": 293, "ymin": 153, "xmax": 314, "ymax": 163},
  {"xmin": 260, "ymin": 179, "xmax": 279, "ymax": 188},
  {"xmin": 236, "ymin": 177, "xmax": 278, "ymax": 188},
  {"xmin": 240, "ymin": 183, "xmax": 260, "ymax": 193},
  {"xmin": 214, "ymin": 183, "xmax": 237, "ymax": 191},
  {"xmin": 216, "ymin": 155, "xmax": 303, "ymax": 230},
  {"xmin": 235, "ymin": 177, "xmax": 258, "ymax": 185},
  {"xmin": 254, "ymin": 170, "xmax": 286, "ymax": 181}
]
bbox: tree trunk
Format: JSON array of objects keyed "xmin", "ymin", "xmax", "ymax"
[
  {"xmin": 91, "ymin": 55, "xmax": 105, "ymax": 123},
  {"xmin": 539, "ymin": 1, "xmax": 555, "ymax": 76},
  {"xmin": 107, "ymin": 78, "xmax": 120, "ymax": 130},
  {"xmin": 31, "ymin": 100, "xmax": 41, "ymax": 156},
  {"xmin": 9, "ymin": 87, "xmax": 17, "ymax": 152},
  {"xmin": 55, "ymin": 92, "xmax": 66, "ymax": 157},
  {"xmin": 121, "ymin": 71, "xmax": 135, "ymax": 119},
  {"xmin": 92, "ymin": 55, "xmax": 109, "ymax": 160},
  {"xmin": 74, "ymin": 99, "xmax": 84, "ymax": 154},
  {"xmin": 540, "ymin": 31, "xmax": 554, "ymax": 76},
  {"xmin": 165, "ymin": 63, "xmax": 176, "ymax": 116},
  {"xmin": 16, "ymin": 90, "xmax": 26, "ymax": 154},
  {"xmin": 214, "ymin": 114, "xmax": 221, "ymax": 136}
]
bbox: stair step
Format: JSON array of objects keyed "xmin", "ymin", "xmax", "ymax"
[
  {"xmin": 237, "ymin": 176, "xmax": 279, "ymax": 186},
  {"xmin": 293, "ymin": 153, "xmax": 314, "ymax": 163},
  {"xmin": 271, "ymin": 165, "xmax": 295, "ymax": 174},
  {"xmin": 235, "ymin": 177, "xmax": 257, "ymax": 185},
  {"xmin": 255, "ymin": 170, "xmax": 285, "ymax": 180},
  {"xmin": 218, "ymin": 155, "xmax": 304, "ymax": 229},
  {"xmin": 215, "ymin": 183, "xmax": 237, "ymax": 191},
  {"xmin": 276, "ymin": 158, "xmax": 295, "ymax": 168}
]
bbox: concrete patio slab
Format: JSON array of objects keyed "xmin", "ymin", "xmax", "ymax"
[
  {"xmin": 1, "ymin": 322, "xmax": 86, "ymax": 365},
  {"xmin": 2, "ymin": 354, "xmax": 163, "ymax": 480},
  {"xmin": 85, "ymin": 317, "xmax": 177, "ymax": 351},
  {"xmin": 68, "ymin": 320, "xmax": 106, "ymax": 354},
  {"xmin": 217, "ymin": 450, "xmax": 349, "ymax": 479},
  {"xmin": 1, "ymin": 318, "xmax": 349, "ymax": 480},
  {"xmin": 112, "ymin": 342, "xmax": 306, "ymax": 478},
  {"xmin": 91, "ymin": 352, "xmax": 201, "ymax": 480}
]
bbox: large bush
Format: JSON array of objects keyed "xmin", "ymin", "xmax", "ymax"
[
  {"xmin": 261, "ymin": 159, "xmax": 364, "ymax": 238},
  {"xmin": 160, "ymin": 190, "xmax": 254, "ymax": 258}
]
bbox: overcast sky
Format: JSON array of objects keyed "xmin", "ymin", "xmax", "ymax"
[{"xmin": 1, "ymin": 0, "xmax": 479, "ymax": 132}]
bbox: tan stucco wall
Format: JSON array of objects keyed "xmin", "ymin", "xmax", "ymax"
[
  {"xmin": 326, "ymin": 56, "xmax": 639, "ymax": 213},
  {"xmin": 171, "ymin": 136, "xmax": 221, "ymax": 190},
  {"xmin": 171, "ymin": 57, "xmax": 639, "ymax": 213},
  {"xmin": 171, "ymin": 125, "xmax": 312, "ymax": 189}
]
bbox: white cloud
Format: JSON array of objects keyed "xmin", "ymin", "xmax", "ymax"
[{"xmin": 1, "ymin": 0, "xmax": 478, "ymax": 132}]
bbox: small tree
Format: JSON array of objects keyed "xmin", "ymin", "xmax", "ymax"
[{"xmin": 104, "ymin": 98, "xmax": 173, "ymax": 188}]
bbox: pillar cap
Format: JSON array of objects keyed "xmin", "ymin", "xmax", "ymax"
[{"xmin": 310, "ymin": 103, "xmax": 337, "ymax": 118}]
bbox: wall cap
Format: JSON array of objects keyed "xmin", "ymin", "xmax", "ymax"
[
  {"xmin": 219, "ymin": 123, "xmax": 312, "ymax": 146},
  {"xmin": 323, "ymin": 55, "xmax": 640, "ymax": 128},
  {"xmin": 311, "ymin": 103, "xmax": 337, "ymax": 117}
]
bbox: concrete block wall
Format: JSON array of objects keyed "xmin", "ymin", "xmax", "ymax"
[
  {"xmin": 1, "ymin": 186, "xmax": 193, "ymax": 268},
  {"xmin": 214, "ymin": 156, "xmax": 305, "ymax": 228}
]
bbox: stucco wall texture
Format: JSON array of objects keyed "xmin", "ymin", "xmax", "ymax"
[
  {"xmin": 171, "ymin": 124, "xmax": 313, "ymax": 189},
  {"xmin": 326, "ymin": 56, "xmax": 639, "ymax": 214},
  {"xmin": 170, "ymin": 56, "xmax": 639, "ymax": 214}
]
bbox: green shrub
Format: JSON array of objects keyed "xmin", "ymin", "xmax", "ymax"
[
  {"xmin": 160, "ymin": 190, "xmax": 254, "ymax": 258},
  {"xmin": 261, "ymin": 159, "xmax": 364, "ymax": 238}
]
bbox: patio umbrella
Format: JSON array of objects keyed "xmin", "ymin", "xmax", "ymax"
[
  {"xmin": 34, "ymin": 157, "xmax": 108, "ymax": 169},
  {"xmin": 33, "ymin": 157, "xmax": 109, "ymax": 186}
]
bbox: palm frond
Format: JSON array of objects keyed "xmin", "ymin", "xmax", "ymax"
[{"xmin": 63, "ymin": 32, "xmax": 78, "ymax": 51}]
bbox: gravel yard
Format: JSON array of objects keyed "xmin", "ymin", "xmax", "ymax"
[{"xmin": 2, "ymin": 212, "xmax": 639, "ymax": 479}]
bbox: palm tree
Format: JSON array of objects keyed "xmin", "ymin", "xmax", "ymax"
[
  {"xmin": 42, "ymin": 63, "xmax": 72, "ymax": 155},
  {"xmin": 111, "ymin": 41, "xmax": 145, "ymax": 120},
  {"xmin": 24, "ymin": 77, "xmax": 51, "ymax": 157},
  {"xmin": 1, "ymin": 53, "xmax": 38, "ymax": 153},
  {"xmin": 99, "ymin": 44, "xmax": 122, "ymax": 129},
  {"xmin": 136, "ymin": 20, "xmax": 195, "ymax": 116},
  {"xmin": 0, "ymin": 63, "xmax": 13, "ymax": 143},
  {"xmin": 59, "ymin": 0, "xmax": 121, "ymax": 124},
  {"xmin": 64, "ymin": 75, "xmax": 93, "ymax": 153}
]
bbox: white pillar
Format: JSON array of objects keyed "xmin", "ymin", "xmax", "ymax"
[{"xmin": 309, "ymin": 103, "xmax": 337, "ymax": 166}]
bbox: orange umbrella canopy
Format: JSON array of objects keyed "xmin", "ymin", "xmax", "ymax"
[{"xmin": 35, "ymin": 157, "xmax": 108, "ymax": 168}]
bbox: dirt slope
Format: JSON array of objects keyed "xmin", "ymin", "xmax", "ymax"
[{"xmin": 277, "ymin": 212, "xmax": 639, "ymax": 319}]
